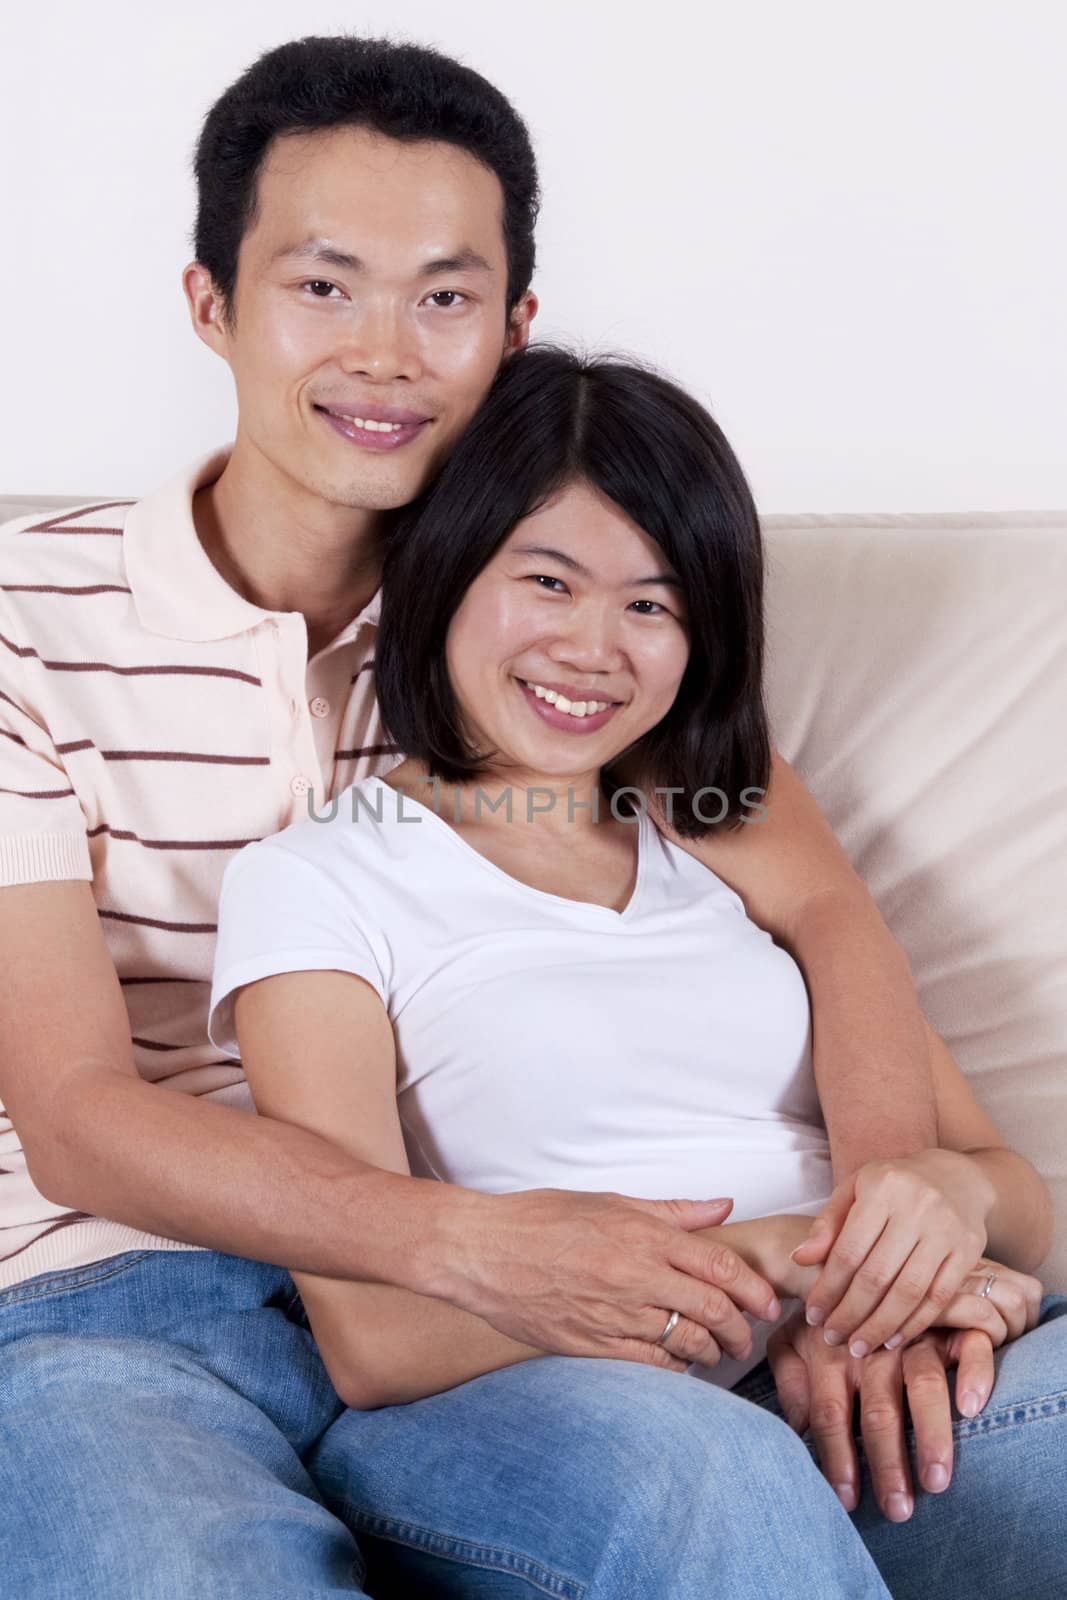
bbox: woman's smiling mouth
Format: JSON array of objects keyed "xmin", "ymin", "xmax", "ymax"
[{"xmin": 515, "ymin": 677, "xmax": 623, "ymax": 734}]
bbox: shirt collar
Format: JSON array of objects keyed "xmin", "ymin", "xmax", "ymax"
[{"xmin": 124, "ymin": 447, "xmax": 382, "ymax": 644}]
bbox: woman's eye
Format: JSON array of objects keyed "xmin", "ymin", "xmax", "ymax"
[
  {"xmin": 304, "ymin": 280, "xmax": 341, "ymax": 298},
  {"xmin": 629, "ymin": 599, "xmax": 666, "ymax": 615},
  {"xmin": 528, "ymin": 574, "xmax": 568, "ymax": 593},
  {"xmin": 426, "ymin": 290, "xmax": 467, "ymax": 309}
]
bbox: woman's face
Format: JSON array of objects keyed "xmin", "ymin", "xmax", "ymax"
[{"xmin": 445, "ymin": 478, "xmax": 690, "ymax": 784}]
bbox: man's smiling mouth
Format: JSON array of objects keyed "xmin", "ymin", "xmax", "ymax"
[{"xmin": 315, "ymin": 403, "xmax": 432, "ymax": 451}]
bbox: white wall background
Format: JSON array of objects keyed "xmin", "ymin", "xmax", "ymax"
[{"xmin": 2, "ymin": 0, "xmax": 1064, "ymax": 510}]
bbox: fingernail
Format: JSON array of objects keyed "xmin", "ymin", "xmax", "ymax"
[
  {"xmin": 849, "ymin": 1339, "xmax": 870, "ymax": 1358},
  {"xmin": 884, "ymin": 1333, "xmax": 903, "ymax": 1351},
  {"xmin": 789, "ymin": 1246, "xmax": 803, "ymax": 1261},
  {"xmin": 823, "ymin": 1328, "xmax": 844, "ymax": 1347},
  {"xmin": 959, "ymin": 1391, "xmax": 981, "ymax": 1418},
  {"xmin": 765, "ymin": 1296, "xmax": 781, "ymax": 1321},
  {"xmin": 835, "ymin": 1483, "xmax": 857, "ymax": 1511},
  {"xmin": 924, "ymin": 1463, "xmax": 950, "ymax": 1492},
  {"xmin": 886, "ymin": 1493, "xmax": 913, "ymax": 1522},
  {"xmin": 806, "ymin": 1306, "xmax": 825, "ymax": 1326}
]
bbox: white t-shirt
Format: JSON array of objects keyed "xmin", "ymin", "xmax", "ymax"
[{"xmin": 209, "ymin": 775, "xmax": 834, "ymax": 1386}]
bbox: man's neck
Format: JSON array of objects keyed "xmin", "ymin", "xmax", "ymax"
[{"xmin": 192, "ymin": 435, "xmax": 387, "ymax": 657}]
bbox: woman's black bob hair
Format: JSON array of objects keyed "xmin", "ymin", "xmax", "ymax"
[{"xmin": 375, "ymin": 345, "xmax": 770, "ymax": 837}]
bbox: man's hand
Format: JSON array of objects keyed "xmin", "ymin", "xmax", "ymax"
[
  {"xmin": 790, "ymin": 1150, "xmax": 994, "ymax": 1354},
  {"xmin": 768, "ymin": 1307, "xmax": 997, "ymax": 1521},
  {"xmin": 446, "ymin": 1190, "xmax": 782, "ymax": 1371}
]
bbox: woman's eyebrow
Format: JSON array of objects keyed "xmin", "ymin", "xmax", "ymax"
[{"xmin": 509, "ymin": 544, "xmax": 681, "ymax": 588}]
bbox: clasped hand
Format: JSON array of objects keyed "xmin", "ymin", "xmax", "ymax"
[
  {"xmin": 792, "ymin": 1148, "xmax": 1001, "ymax": 1354},
  {"xmin": 767, "ymin": 1149, "xmax": 1044, "ymax": 1521}
]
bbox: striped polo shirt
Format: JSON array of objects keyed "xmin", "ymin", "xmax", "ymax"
[{"xmin": 0, "ymin": 448, "xmax": 401, "ymax": 1289}]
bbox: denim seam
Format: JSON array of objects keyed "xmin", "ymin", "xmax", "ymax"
[
  {"xmin": 951, "ymin": 1389, "xmax": 1067, "ymax": 1440},
  {"xmin": 350, "ymin": 1511, "xmax": 587, "ymax": 1599},
  {"xmin": 0, "ymin": 1251, "xmax": 155, "ymax": 1309}
]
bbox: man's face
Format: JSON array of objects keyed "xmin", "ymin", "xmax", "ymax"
[{"xmin": 191, "ymin": 125, "xmax": 536, "ymax": 512}]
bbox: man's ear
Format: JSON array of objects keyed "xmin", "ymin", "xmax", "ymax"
[
  {"xmin": 504, "ymin": 289, "xmax": 538, "ymax": 357},
  {"xmin": 182, "ymin": 261, "xmax": 231, "ymax": 359}
]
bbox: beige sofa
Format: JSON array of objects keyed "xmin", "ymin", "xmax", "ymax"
[{"xmin": 4, "ymin": 495, "xmax": 1064, "ymax": 1294}]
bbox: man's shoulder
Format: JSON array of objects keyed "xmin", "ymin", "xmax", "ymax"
[{"xmin": 1, "ymin": 496, "xmax": 137, "ymax": 590}]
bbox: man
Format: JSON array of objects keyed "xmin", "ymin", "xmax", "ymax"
[{"xmin": 0, "ymin": 33, "xmax": 971, "ymax": 1598}]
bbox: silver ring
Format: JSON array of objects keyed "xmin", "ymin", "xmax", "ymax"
[
  {"xmin": 978, "ymin": 1272, "xmax": 999, "ymax": 1300},
  {"xmin": 657, "ymin": 1310, "xmax": 681, "ymax": 1345}
]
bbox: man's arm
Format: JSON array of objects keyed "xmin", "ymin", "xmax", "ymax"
[
  {"xmin": 655, "ymin": 751, "xmax": 937, "ymax": 1177},
  {"xmin": 0, "ymin": 880, "xmax": 776, "ymax": 1364}
]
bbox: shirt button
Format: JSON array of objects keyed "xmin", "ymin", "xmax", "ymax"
[
  {"xmin": 290, "ymin": 775, "xmax": 311, "ymax": 798},
  {"xmin": 309, "ymin": 696, "xmax": 331, "ymax": 718}
]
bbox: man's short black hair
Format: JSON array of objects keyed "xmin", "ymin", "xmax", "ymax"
[
  {"xmin": 193, "ymin": 34, "xmax": 540, "ymax": 321},
  {"xmin": 375, "ymin": 345, "xmax": 770, "ymax": 836}
]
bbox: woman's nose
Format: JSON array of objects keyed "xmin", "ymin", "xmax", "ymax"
[{"xmin": 546, "ymin": 607, "xmax": 624, "ymax": 671}]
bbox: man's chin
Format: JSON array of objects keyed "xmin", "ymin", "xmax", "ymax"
[
  {"xmin": 308, "ymin": 463, "xmax": 432, "ymax": 514},
  {"xmin": 333, "ymin": 480, "xmax": 425, "ymax": 513}
]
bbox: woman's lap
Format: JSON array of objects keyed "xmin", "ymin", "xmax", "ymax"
[
  {"xmin": 311, "ymin": 1352, "xmax": 891, "ymax": 1599},
  {"xmin": 735, "ymin": 1294, "xmax": 1067, "ymax": 1600}
]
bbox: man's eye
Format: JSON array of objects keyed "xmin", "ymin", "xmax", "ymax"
[
  {"xmin": 304, "ymin": 280, "xmax": 340, "ymax": 298},
  {"xmin": 426, "ymin": 290, "xmax": 467, "ymax": 308}
]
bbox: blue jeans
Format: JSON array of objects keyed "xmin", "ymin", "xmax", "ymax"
[{"xmin": 0, "ymin": 1249, "xmax": 1062, "ymax": 1598}]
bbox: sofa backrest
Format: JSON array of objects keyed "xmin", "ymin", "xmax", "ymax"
[{"xmin": 763, "ymin": 511, "xmax": 1066, "ymax": 1291}]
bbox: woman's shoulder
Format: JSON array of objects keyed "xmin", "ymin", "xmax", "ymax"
[{"xmin": 222, "ymin": 777, "xmax": 423, "ymax": 891}]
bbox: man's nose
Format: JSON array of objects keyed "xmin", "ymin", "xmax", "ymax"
[{"xmin": 337, "ymin": 302, "xmax": 422, "ymax": 383}]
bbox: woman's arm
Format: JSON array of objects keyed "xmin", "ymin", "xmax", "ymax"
[
  {"xmin": 650, "ymin": 751, "xmax": 938, "ymax": 1179},
  {"xmin": 234, "ymin": 968, "xmax": 539, "ymax": 1408}
]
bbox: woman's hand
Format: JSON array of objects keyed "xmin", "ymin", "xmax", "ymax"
[
  {"xmin": 790, "ymin": 1149, "xmax": 995, "ymax": 1354},
  {"xmin": 885, "ymin": 1256, "xmax": 1044, "ymax": 1351},
  {"xmin": 768, "ymin": 1309, "xmax": 998, "ymax": 1520}
]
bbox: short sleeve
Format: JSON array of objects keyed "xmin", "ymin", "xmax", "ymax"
[
  {"xmin": 208, "ymin": 836, "xmax": 388, "ymax": 1057},
  {"xmin": 0, "ymin": 592, "xmax": 91, "ymax": 886}
]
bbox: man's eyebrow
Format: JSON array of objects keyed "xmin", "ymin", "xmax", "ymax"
[
  {"xmin": 419, "ymin": 247, "xmax": 494, "ymax": 277},
  {"xmin": 273, "ymin": 240, "xmax": 363, "ymax": 270},
  {"xmin": 510, "ymin": 544, "xmax": 682, "ymax": 588},
  {"xmin": 272, "ymin": 239, "xmax": 494, "ymax": 276}
]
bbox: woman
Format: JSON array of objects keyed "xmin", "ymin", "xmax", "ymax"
[{"xmin": 208, "ymin": 346, "xmax": 1063, "ymax": 1593}]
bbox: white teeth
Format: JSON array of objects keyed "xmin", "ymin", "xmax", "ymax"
[
  {"xmin": 523, "ymin": 681, "xmax": 611, "ymax": 718},
  {"xmin": 338, "ymin": 414, "xmax": 406, "ymax": 432}
]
